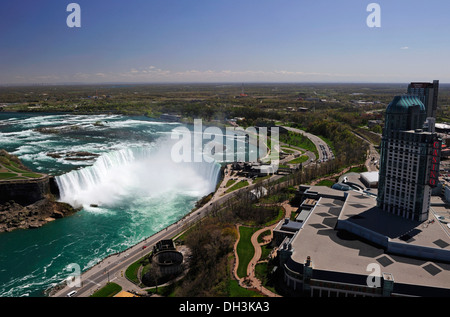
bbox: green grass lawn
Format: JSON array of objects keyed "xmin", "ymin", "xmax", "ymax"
[
  {"xmin": 21, "ymin": 173, "xmax": 44, "ymax": 178},
  {"xmin": 125, "ymin": 260, "xmax": 142, "ymax": 284},
  {"xmin": 2, "ymin": 165, "xmax": 25, "ymax": 174},
  {"xmin": 228, "ymin": 280, "xmax": 263, "ymax": 297},
  {"xmin": 125, "ymin": 255, "xmax": 149, "ymax": 285},
  {"xmin": 254, "ymin": 175, "xmax": 272, "ymax": 183},
  {"xmin": 260, "ymin": 244, "xmax": 272, "ymax": 260},
  {"xmin": 0, "ymin": 160, "xmax": 44, "ymax": 180},
  {"xmin": 236, "ymin": 226, "xmax": 259, "ymax": 278},
  {"xmin": 225, "ymin": 179, "xmax": 236, "ymax": 187},
  {"xmin": 254, "ymin": 262, "xmax": 277, "ymax": 294},
  {"xmin": 145, "ymin": 284, "xmax": 175, "ymax": 297},
  {"xmin": 0, "ymin": 173, "xmax": 17, "ymax": 180},
  {"xmin": 280, "ymin": 131, "xmax": 317, "ymax": 156},
  {"xmin": 225, "ymin": 180, "xmax": 249, "ymax": 193},
  {"xmin": 286, "ymin": 155, "xmax": 309, "ymax": 165},
  {"xmin": 0, "ymin": 171, "xmax": 43, "ymax": 179},
  {"xmin": 315, "ymin": 179, "xmax": 335, "ymax": 187},
  {"xmin": 349, "ymin": 165, "xmax": 368, "ymax": 173},
  {"xmin": 90, "ymin": 282, "xmax": 122, "ymax": 297},
  {"xmin": 281, "ymin": 148, "xmax": 295, "ymax": 154},
  {"xmin": 257, "ymin": 229, "xmax": 271, "ymax": 243}
]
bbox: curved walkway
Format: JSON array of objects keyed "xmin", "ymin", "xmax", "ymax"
[{"xmin": 233, "ymin": 201, "xmax": 294, "ymax": 297}]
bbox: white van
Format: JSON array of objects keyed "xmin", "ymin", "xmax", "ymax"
[{"xmin": 66, "ymin": 290, "xmax": 77, "ymax": 297}]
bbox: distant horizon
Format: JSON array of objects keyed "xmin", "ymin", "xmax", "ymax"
[
  {"xmin": 1, "ymin": 81, "xmax": 448, "ymax": 88},
  {"xmin": 2, "ymin": 1, "xmax": 450, "ymax": 85}
]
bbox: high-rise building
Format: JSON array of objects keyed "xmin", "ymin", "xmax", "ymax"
[
  {"xmin": 377, "ymin": 81, "xmax": 441, "ymax": 222},
  {"xmin": 407, "ymin": 80, "xmax": 439, "ymax": 119},
  {"xmin": 274, "ymin": 81, "xmax": 449, "ymax": 297}
]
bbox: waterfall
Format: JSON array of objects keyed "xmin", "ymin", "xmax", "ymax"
[{"xmin": 55, "ymin": 145, "xmax": 221, "ymax": 209}]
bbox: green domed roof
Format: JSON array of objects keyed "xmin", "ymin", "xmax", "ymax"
[{"xmin": 386, "ymin": 95, "xmax": 425, "ymax": 114}]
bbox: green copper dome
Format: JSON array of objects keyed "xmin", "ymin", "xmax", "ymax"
[{"xmin": 386, "ymin": 95, "xmax": 425, "ymax": 114}]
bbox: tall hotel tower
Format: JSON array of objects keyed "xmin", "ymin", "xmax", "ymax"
[{"xmin": 377, "ymin": 81, "xmax": 441, "ymax": 222}]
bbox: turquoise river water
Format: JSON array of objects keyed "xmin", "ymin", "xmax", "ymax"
[{"xmin": 0, "ymin": 112, "xmax": 251, "ymax": 297}]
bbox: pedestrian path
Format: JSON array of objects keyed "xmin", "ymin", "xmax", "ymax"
[{"xmin": 233, "ymin": 200, "xmax": 294, "ymax": 297}]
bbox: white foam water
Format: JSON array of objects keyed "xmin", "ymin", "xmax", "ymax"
[
  {"xmin": 55, "ymin": 139, "xmax": 221, "ymax": 209},
  {"xmin": 0, "ymin": 113, "xmax": 223, "ymax": 297}
]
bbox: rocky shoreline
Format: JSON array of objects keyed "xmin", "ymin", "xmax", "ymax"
[
  {"xmin": 0, "ymin": 149, "xmax": 80, "ymax": 233},
  {"xmin": 0, "ymin": 198, "xmax": 79, "ymax": 233}
]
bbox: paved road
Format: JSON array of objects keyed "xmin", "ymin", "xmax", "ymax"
[
  {"xmin": 280, "ymin": 142, "xmax": 315, "ymax": 166},
  {"xmin": 366, "ymin": 143, "xmax": 380, "ymax": 172},
  {"xmin": 352, "ymin": 131, "xmax": 380, "ymax": 172},
  {"xmin": 52, "ymin": 125, "xmax": 337, "ymax": 297},
  {"xmin": 51, "ymin": 166, "xmax": 284, "ymax": 297},
  {"xmin": 53, "ymin": 127, "xmax": 330, "ymax": 297},
  {"xmin": 52, "ymin": 212, "xmax": 186, "ymax": 297},
  {"xmin": 280, "ymin": 126, "xmax": 333, "ymax": 163}
]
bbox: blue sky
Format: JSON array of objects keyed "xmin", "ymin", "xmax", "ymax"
[{"xmin": 1, "ymin": 0, "xmax": 449, "ymax": 84}]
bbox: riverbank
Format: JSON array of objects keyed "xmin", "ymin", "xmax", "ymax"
[
  {"xmin": 0, "ymin": 198, "xmax": 78, "ymax": 233},
  {"xmin": 48, "ymin": 161, "xmax": 286, "ymax": 297},
  {"xmin": 0, "ymin": 112, "xmax": 233, "ymax": 297},
  {"xmin": 0, "ymin": 150, "xmax": 79, "ymax": 233}
]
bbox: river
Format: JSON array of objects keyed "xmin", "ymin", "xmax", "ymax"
[{"xmin": 0, "ymin": 112, "xmax": 239, "ymax": 297}]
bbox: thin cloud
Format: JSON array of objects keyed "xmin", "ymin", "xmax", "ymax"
[{"xmin": 400, "ymin": 46, "xmax": 409, "ymax": 50}]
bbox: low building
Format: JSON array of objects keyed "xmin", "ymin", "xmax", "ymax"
[
  {"xmin": 276, "ymin": 185, "xmax": 450, "ymax": 297},
  {"xmin": 232, "ymin": 161, "xmax": 277, "ymax": 177},
  {"xmin": 273, "ymin": 218, "xmax": 303, "ymax": 246},
  {"xmin": 360, "ymin": 171, "xmax": 379, "ymax": 188},
  {"xmin": 151, "ymin": 240, "xmax": 183, "ymax": 276}
]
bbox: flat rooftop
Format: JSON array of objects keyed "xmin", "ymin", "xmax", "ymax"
[
  {"xmin": 339, "ymin": 193, "xmax": 450, "ymax": 249},
  {"xmin": 289, "ymin": 187, "xmax": 450, "ymax": 292},
  {"xmin": 360, "ymin": 171, "xmax": 379, "ymax": 185},
  {"xmin": 299, "ymin": 185, "xmax": 346, "ymax": 199}
]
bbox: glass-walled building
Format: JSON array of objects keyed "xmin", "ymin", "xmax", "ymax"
[{"xmin": 407, "ymin": 80, "xmax": 439, "ymax": 119}]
